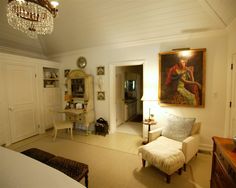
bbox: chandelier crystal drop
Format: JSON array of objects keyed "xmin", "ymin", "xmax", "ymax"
[{"xmin": 7, "ymin": 0, "xmax": 59, "ymax": 38}]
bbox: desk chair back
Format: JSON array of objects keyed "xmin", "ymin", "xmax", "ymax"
[{"xmin": 51, "ymin": 110, "xmax": 73, "ymax": 141}]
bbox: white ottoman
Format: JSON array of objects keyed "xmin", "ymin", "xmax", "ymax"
[{"xmin": 138, "ymin": 136, "xmax": 185, "ymax": 183}]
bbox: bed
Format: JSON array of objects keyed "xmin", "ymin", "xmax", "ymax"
[{"xmin": 0, "ymin": 146, "xmax": 85, "ymax": 188}]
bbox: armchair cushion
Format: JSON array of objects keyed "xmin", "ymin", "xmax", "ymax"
[
  {"xmin": 148, "ymin": 127, "xmax": 163, "ymax": 142},
  {"xmin": 138, "ymin": 136, "xmax": 185, "ymax": 175},
  {"xmin": 154, "ymin": 136, "xmax": 182, "ymax": 150},
  {"xmin": 162, "ymin": 115, "xmax": 196, "ymax": 141}
]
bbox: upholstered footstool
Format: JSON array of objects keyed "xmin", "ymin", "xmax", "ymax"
[
  {"xmin": 21, "ymin": 148, "xmax": 89, "ymax": 188},
  {"xmin": 46, "ymin": 156, "xmax": 89, "ymax": 188},
  {"xmin": 21, "ymin": 148, "xmax": 55, "ymax": 163},
  {"xmin": 139, "ymin": 139, "xmax": 185, "ymax": 183}
]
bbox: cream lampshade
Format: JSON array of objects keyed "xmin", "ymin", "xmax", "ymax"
[{"xmin": 141, "ymin": 91, "xmax": 157, "ymax": 121}]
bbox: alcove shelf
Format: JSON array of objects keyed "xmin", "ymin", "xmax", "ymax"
[{"xmin": 43, "ymin": 67, "xmax": 59, "ymax": 88}]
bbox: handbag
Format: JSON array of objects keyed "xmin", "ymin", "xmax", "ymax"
[{"xmin": 95, "ymin": 118, "xmax": 109, "ymax": 136}]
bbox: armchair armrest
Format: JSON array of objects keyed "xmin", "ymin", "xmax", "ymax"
[
  {"xmin": 148, "ymin": 127, "xmax": 163, "ymax": 142},
  {"xmin": 182, "ymin": 134, "xmax": 200, "ymax": 164}
]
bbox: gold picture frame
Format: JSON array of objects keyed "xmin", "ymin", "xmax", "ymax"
[{"xmin": 158, "ymin": 48, "xmax": 206, "ymax": 107}]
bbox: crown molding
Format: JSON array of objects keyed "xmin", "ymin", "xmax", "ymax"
[
  {"xmin": 48, "ymin": 29, "xmax": 227, "ymax": 59},
  {"xmin": 47, "ymin": 45, "xmax": 111, "ymax": 60},
  {"xmin": 0, "ymin": 46, "xmax": 48, "ymax": 60},
  {"xmin": 0, "ymin": 50, "xmax": 60, "ymax": 69},
  {"xmin": 112, "ymin": 29, "xmax": 227, "ymax": 49}
]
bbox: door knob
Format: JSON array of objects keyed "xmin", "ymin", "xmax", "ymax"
[{"xmin": 9, "ymin": 107, "xmax": 14, "ymax": 111}]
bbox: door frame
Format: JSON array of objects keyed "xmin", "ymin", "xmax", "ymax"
[
  {"xmin": 5, "ymin": 62, "xmax": 39, "ymax": 143},
  {"xmin": 109, "ymin": 60, "xmax": 145, "ymax": 133},
  {"xmin": 115, "ymin": 71, "xmax": 124, "ymax": 126},
  {"xmin": 227, "ymin": 53, "xmax": 236, "ymax": 137}
]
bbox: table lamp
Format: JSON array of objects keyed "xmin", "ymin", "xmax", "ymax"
[{"xmin": 141, "ymin": 92, "xmax": 157, "ymax": 122}]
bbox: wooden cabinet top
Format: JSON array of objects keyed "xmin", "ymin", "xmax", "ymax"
[{"xmin": 212, "ymin": 136, "xmax": 236, "ymax": 169}]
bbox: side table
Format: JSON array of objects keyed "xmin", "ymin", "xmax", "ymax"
[{"xmin": 142, "ymin": 120, "xmax": 156, "ymax": 144}]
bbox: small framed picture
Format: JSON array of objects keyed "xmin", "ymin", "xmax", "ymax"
[
  {"xmin": 97, "ymin": 66, "xmax": 105, "ymax": 75},
  {"xmin": 97, "ymin": 91, "xmax": 105, "ymax": 100},
  {"xmin": 64, "ymin": 69, "xmax": 70, "ymax": 77}
]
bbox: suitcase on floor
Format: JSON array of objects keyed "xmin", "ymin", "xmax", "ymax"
[{"xmin": 95, "ymin": 118, "xmax": 109, "ymax": 136}]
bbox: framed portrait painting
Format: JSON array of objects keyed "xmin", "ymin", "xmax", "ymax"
[{"xmin": 158, "ymin": 48, "xmax": 206, "ymax": 107}]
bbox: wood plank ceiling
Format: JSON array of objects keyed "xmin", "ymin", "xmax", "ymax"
[{"xmin": 0, "ymin": 0, "xmax": 236, "ymax": 57}]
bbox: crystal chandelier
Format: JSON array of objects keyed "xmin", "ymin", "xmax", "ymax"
[{"xmin": 7, "ymin": 0, "xmax": 59, "ymax": 38}]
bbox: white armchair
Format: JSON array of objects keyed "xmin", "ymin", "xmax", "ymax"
[{"xmin": 148, "ymin": 122, "xmax": 201, "ymax": 170}]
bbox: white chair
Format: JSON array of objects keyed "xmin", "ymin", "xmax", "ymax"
[
  {"xmin": 148, "ymin": 122, "xmax": 201, "ymax": 170},
  {"xmin": 51, "ymin": 111, "xmax": 73, "ymax": 141},
  {"xmin": 139, "ymin": 116, "xmax": 201, "ymax": 183}
]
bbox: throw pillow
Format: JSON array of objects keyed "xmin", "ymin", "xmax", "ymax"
[{"xmin": 162, "ymin": 114, "xmax": 196, "ymax": 141}]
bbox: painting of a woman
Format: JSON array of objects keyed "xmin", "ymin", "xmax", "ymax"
[
  {"xmin": 165, "ymin": 58, "xmax": 201, "ymax": 105},
  {"xmin": 159, "ymin": 49, "xmax": 205, "ymax": 107}
]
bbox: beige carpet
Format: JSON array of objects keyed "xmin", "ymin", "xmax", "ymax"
[
  {"xmin": 117, "ymin": 122, "xmax": 142, "ymax": 136},
  {"xmin": 8, "ymin": 132, "xmax": 211, "ymax": 188}
]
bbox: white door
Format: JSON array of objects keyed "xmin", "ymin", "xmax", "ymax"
[
  {"xmin": 7, "ymin": 64, "xmax": 38, "ymax": 143},
  {"xmin": 116, "ymin": 73, "xmax": 124, "ymax": 126},
  {"xmin": 230, "ymin": 54, "xmax": 236, "ymax": 137},
  {"xmin": 0, "ymin": 64, "xmax": 5, "ymax": 145}
]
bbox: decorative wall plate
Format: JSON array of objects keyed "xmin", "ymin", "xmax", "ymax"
[{"xmin": 77, "ymin": 56, "xmax": 87, "ymax": 69}]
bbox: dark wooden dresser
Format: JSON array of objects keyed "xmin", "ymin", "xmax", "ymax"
[{"xmin": 211, "ymin": 137, "xmax": 236, "ymax": 188}]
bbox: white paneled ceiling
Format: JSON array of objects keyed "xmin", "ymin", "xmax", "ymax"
[{"xmin": 0, "ymin": 0, "xmax": 236, "ymax": 57}]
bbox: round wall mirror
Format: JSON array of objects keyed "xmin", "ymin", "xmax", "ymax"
[{"xmin": 77, "ymin": 56, "xmax": 87, "ymax": 69}]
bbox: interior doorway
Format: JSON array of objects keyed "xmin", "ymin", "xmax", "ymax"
[
  {"xmin": 116, "ymin": 65, "xmax": 143, "ymax": 135},
  {"xmin": 109, "ymin": 60, "xmax": 144, "ymax": 135}
]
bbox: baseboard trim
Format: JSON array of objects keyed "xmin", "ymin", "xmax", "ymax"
[
  {"xmin": 199, "ymin": 144, "xmax": 213, "ymax": 153},
  {"xmin": 198, "ymin": 149, "xmax": 212, "ymax": 155}
]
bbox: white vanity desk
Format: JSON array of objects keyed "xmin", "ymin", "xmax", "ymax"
[
  {"xmin": 64, "ymin": 69, "xmax": 95, "ymax": 134},
  {"xmin": 64, "ymin": 108, "xmax": 84, "ymax": 115},
  {"xmin": 64, "ymin": 108, "xmax": 94, "ymax": 134}
]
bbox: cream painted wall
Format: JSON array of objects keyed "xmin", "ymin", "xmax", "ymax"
[{"xmin": 54, "ymin": 33, "xmax": 228, "ymax": 150}]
